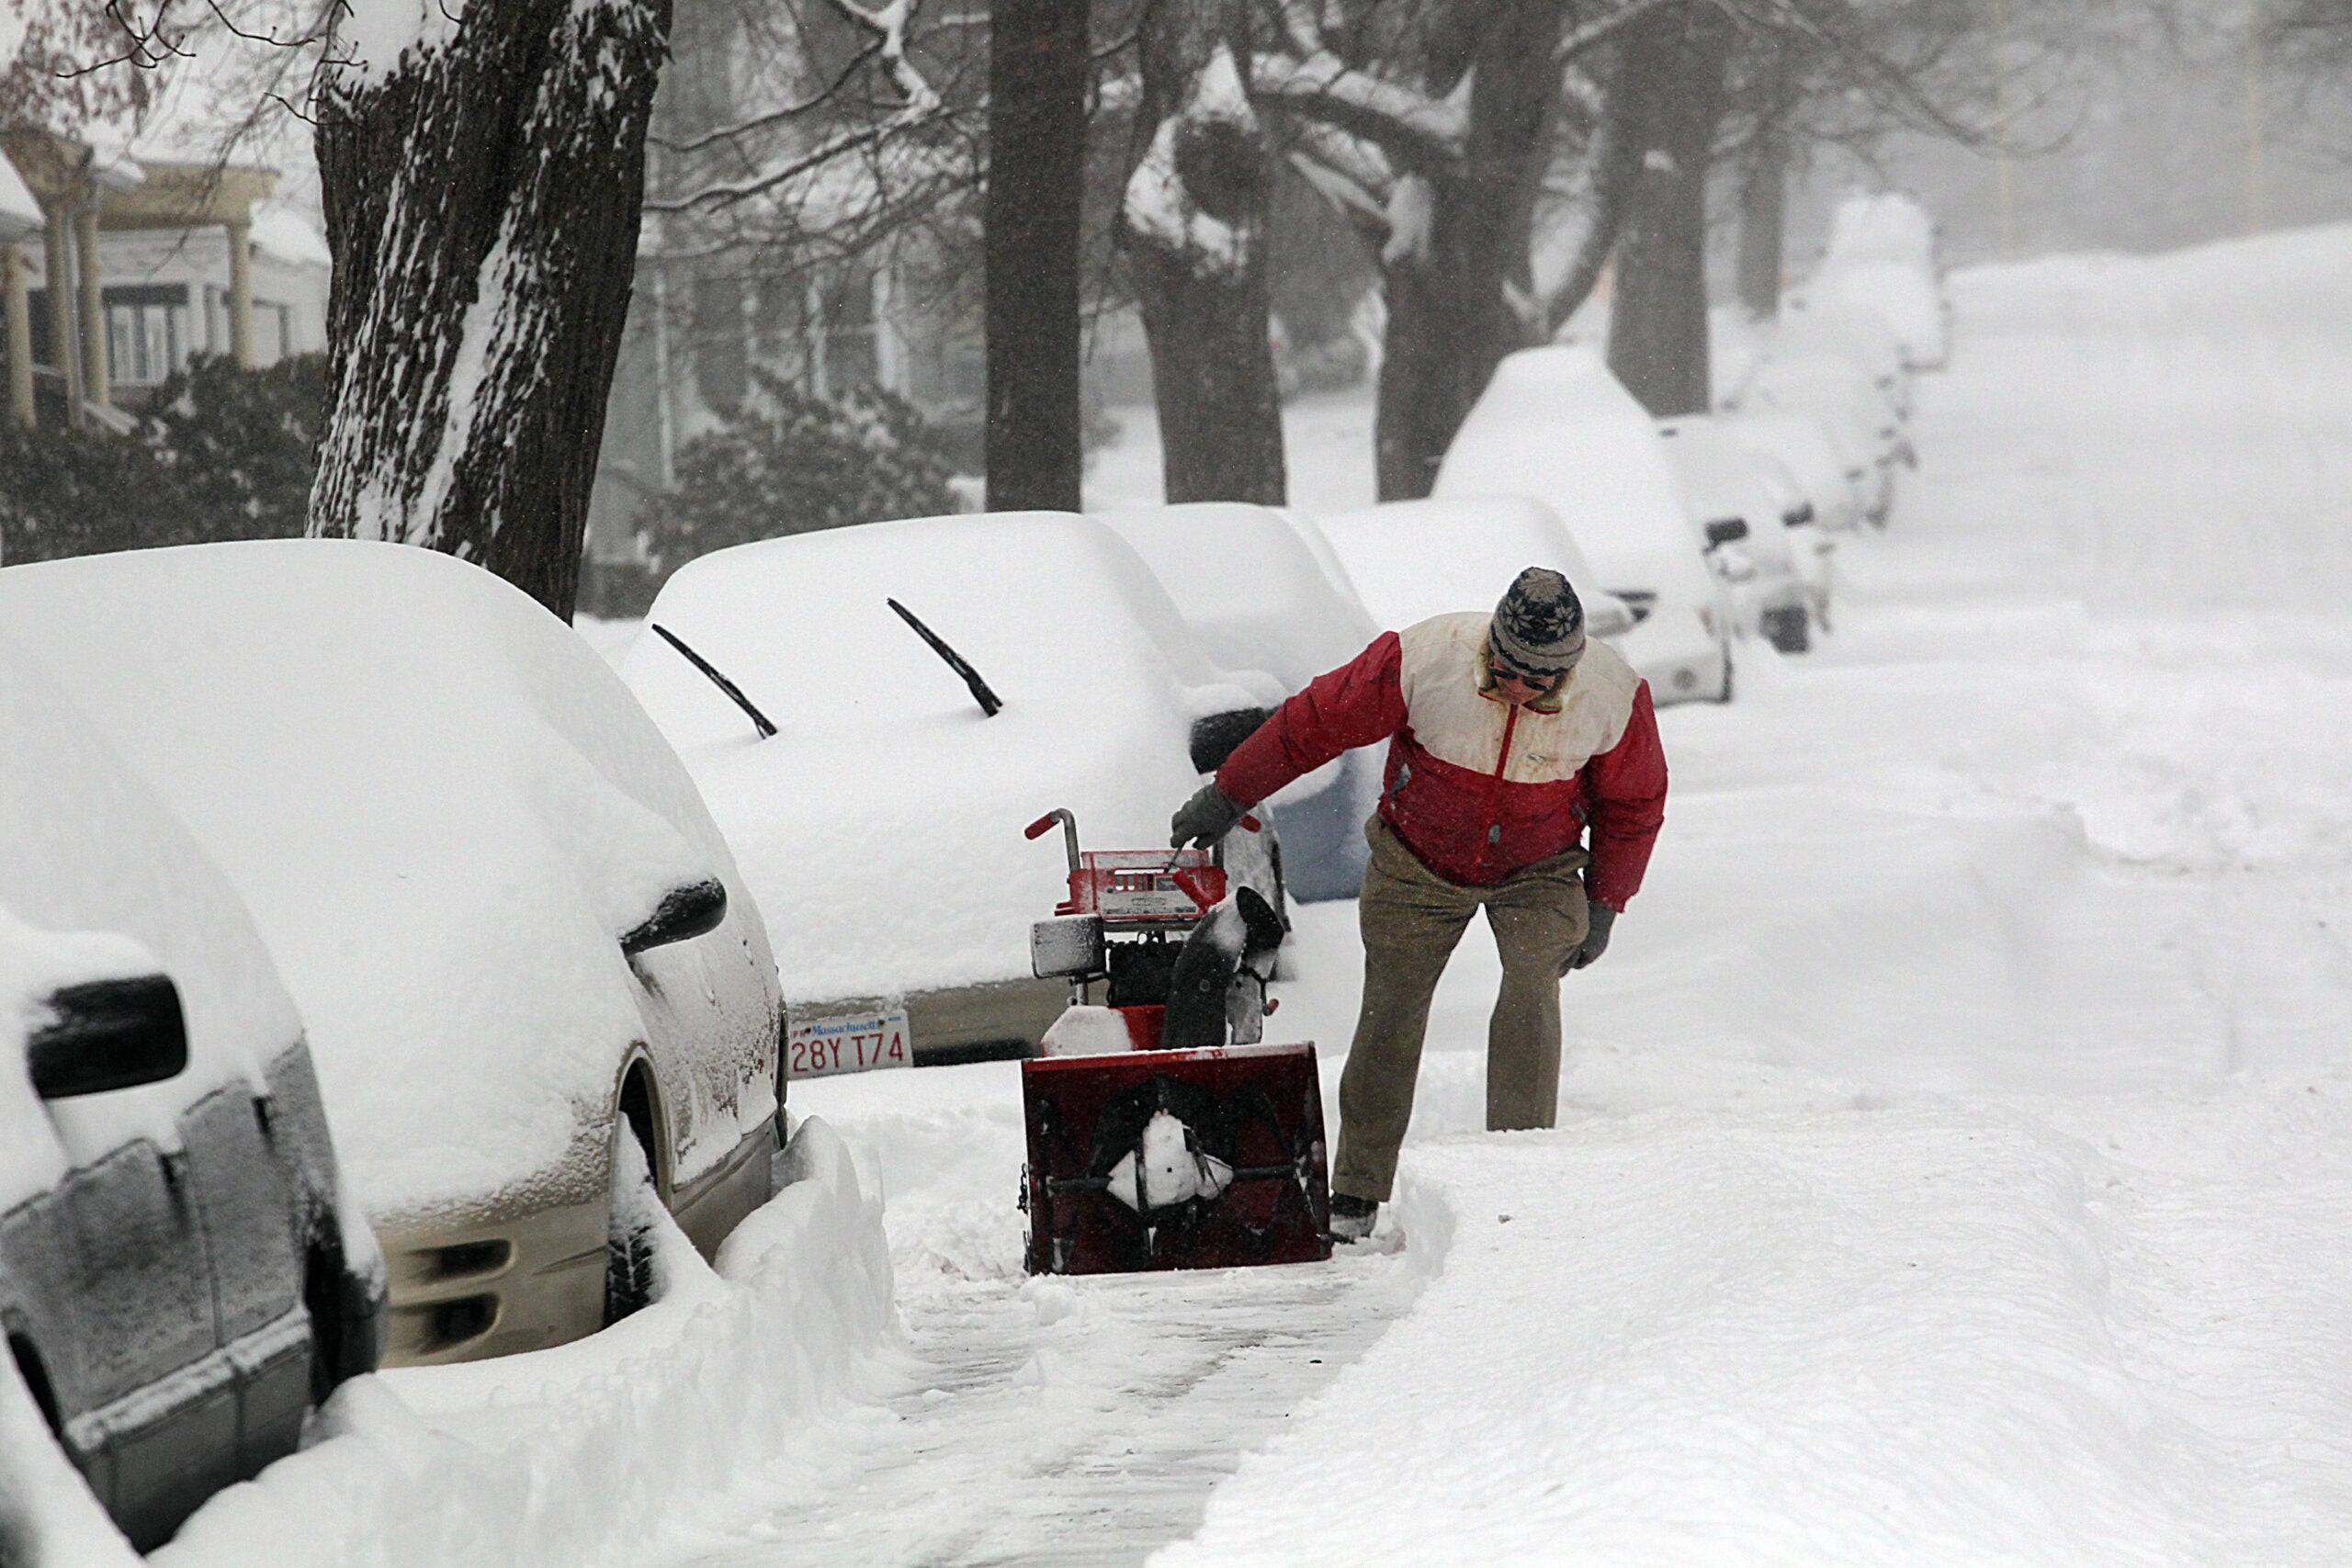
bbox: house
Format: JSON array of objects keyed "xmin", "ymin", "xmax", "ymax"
[{"xmin": 0, "ymin": 129, "xmax": 328, "ymax": 431}]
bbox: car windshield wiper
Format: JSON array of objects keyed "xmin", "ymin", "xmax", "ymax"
[
  {"xmin": 650, "ymin": 624, "xmax": 777, "ymax": 739},
  {"xmin": 888, "ymin": 599, "xmax": 1003, "ymax": 717}
]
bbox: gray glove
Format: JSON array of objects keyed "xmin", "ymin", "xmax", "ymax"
[
  {"xmin": 1562, "ymin": 904, "xmax": 1617, "ymax": 973},
  {"xmin": 1170, "ymin": 783, "xmax": 1245, "ymax": 849}
]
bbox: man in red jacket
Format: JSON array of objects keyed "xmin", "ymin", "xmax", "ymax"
[{"xmin": 1169, "ymin": 568, "xmax": 1668, "ymax": 1241}]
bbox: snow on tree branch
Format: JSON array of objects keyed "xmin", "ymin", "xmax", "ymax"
[
  {"xmin": 1553, "ymin": 0, "xmax": 1682, "ymax": 63},
  {"xmin": 1124, "ymin": 41, "xmax": 1261, "ymax": 277},
  {"xmin": 1250, "ymin": 49, "xmax": 1466, "ymax": 180}
]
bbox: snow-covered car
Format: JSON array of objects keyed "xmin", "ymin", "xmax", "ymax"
[
  {"xmin": 1656, "ymin": 415, "xmax": 1813, "ymax": 653},
  {"xmin": 1812, "ymin": 259, "xmax": 1950, "ymax": 373},
  {"xmin": 1737, "ymin": 442, "xmax": 1838, "ymax": 634},
  {"xmin": 0, "ymin": 632, "xmax": 383, "ymax": 1552},
  {"xmin": 1723, "ymin": 409, "xmax": 1869, "ymax": 534},
  {"xmin": 1731, "ymin": 353, "xmax": 1902, "ymax": 525},
  {"xmin": 1771, "ymin": 292, "xmax": 1914, "ymax": 419},
  {"xmin": 1309, "ymin": 494, "xmax": 1634, "ymax": 643},
  {"xmin": 1432, "ymin": 344, "xmax": 1734, "ymax": 704},
  {"xmin": 1096, "ymin": 502, "xmax": 1383, "ymax": 902},
  {"xmin": 622, "ymin": 511, "xmax": 1288, "ymax": 1063},
  {"xmin": 1823, "ymin": 190, "xmax": 1941, "ymax": 277},
  {"xmin": 0, "ymin": 542, "xmax": 785, "ymax": 1369}
]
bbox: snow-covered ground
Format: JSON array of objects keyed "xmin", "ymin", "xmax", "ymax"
[{"xmin": 164, "ymin": 221, "xmax": 2352, "ymax": 1566}]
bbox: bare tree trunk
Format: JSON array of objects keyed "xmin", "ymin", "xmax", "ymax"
[
  {"xmin": 1734, "ymin": 128, "xmax": 1787, "ymax": 321},
  {"xmin": 985, "ymin": 0, "xmax": 1089, "ymax": 512},
  {"xmin": 311, "ymin": 0, "xmax": 669, "ymax": 621},
  {"xmin": 1373, "ymin": 0, "xmax": 1564, "ymax": 501},
  {"xmin": 1125, "ymin": 10, "xmax": 1285, "ymax": 505},
  {"xmin": 1606, "ymin": 2, "xmax": 1731, "ymax": 418}
]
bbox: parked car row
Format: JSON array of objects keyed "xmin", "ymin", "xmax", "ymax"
[{"xmin": 1, "ymin": 542, "xmax": 791, "ymax": 1551}]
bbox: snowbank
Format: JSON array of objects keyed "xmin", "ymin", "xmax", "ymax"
[
  {"xmin": 154, "ymin": 1117, "xmax": 894, "ymax": 1568},
  {"xmin": 1159, "ymin": 1104, "xmax": 2235, "ymax": 1567}
]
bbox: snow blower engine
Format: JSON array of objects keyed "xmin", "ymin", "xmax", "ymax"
[{"xmin": 1018, "ymin": 807, "xmax": 1332, "ymax": 1276}]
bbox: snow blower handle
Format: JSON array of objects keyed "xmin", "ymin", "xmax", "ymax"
[{"xmin": 1025, "ymin": 809, "xmax": 1082, "ymax": 875}]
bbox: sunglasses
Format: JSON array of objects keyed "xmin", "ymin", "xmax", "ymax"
[{"xmin": 1489, "ymin": 654, "xmax": 1574, "ymax": 690}]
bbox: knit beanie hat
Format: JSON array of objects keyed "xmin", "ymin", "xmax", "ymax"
[{"xmin": 1490, "ymin": 567, "xmax": 1587, "ymax": 679}]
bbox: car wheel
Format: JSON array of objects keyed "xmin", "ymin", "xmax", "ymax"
[
  {"xmin": 1763, "ymin": 606, "xmax": 1811, "ymax": 655},
  {"xmin": 303, "ymin": 1238, "xmax": 359, "ymax": 1404},
  {"xmin": 603, "ymin": 1117, "xmax": 660, "ymax": 1326}
]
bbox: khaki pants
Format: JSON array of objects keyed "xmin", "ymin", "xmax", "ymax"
[{"xmin": 1332, "ymin": 818, "xmax": 1589, "ymax": 1202}]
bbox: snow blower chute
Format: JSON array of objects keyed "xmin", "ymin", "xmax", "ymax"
[{"xmin": 1018, "ymin": 808, "xmax": 1332, "ymax": 1276}]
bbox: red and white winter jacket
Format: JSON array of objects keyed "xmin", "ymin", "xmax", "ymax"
[{"xmin": 1216, "ymin": 613, "xmax": 1668, "ymax": 908}]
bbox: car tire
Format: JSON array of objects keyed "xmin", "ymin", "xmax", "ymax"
[
  {"xmin": 303, "ymin": 1235, "xmax": 366, "ymax": 1404},
  {"xmin": 603, "ymin": 1120, "xmax": 660, "ymax": 1326},
  {"xmin": 1763, "ymin": 606, "xmax": 1811, "ymax": 655}
]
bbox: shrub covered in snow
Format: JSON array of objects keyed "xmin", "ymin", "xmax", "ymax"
[
  {"xmin": 635, "ymin": 372, "xmax": 960, "ymax": 576},
  {"xmin": 0, "ymin": 354, "xmax": 324, "ymax": 564}
]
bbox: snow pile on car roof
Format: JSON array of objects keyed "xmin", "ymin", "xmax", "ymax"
[
  {"xmin": 0, "ymin": 633, "xmax": 293, "ymax": 1193},
  {"xmin": 1312, "ymin": 495, "xmax": 1601, "ymax": 633},
  {"xmin": 0, "ymin": 542, "xmax": 779, "ymax": 1223},
  {"xmin": 1433, "ymin": 344, "xmax": 1717, "ymax": 603},
  {"xmin": 624, "ymin": 512, "xmax": 1279, "ymax": 1005},
  {"xmin": 1094, "ymin": 502, "xmax": 1378, "ymax": 692}
]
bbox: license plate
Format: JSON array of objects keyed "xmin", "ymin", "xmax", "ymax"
[{"xmin": 787, "ymin": 1008, "xmax": 913, "ymax": 1079}]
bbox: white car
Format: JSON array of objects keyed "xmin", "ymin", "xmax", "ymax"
[
  {"xmin": 1310, "ymin": 494, "xmax": 1634, "ymax": 643},
  {"xmin": 1655, "ymin": 415, "xmax": 1814, "ymax": 654},
  {"xmin": 1724, "ymin": 410, "xmax": 1869, "ymax": 535},
  {"xmin": 1823, "ymin": 190, "xmax": 1941, "ymax": 277},
  {"xmin": 1096, "ymin": 502, "xmax": 1383, "ymax": 902},
  {"xmin": 1737, "ymin": 443, "xmax": 1838, "ymax": 634},
  {"xmin": 0, "ymin": 631, "xmax": 382, "ymax": 1551},
  {"xmin": 0, "ymin": 541, "xmax": 786, "ymax": 1368},
  {"xmin": 1732, "ymin": 352, "xmax": 1902, "ymax": 525},
  {"xmin": 1813, "ymin": 259, "xmax": 1951, "ymax": 372},
  {"xmin": 1433, "ymin": 344, "xmax": 1734, "ymax": 705},
  {"xmin": 1771, "ymin": 293, "xmax": 1914, "ymax": 419},
  {"xmin": 622, "ymin": 511, "xmax": 1288, "ymax": 1062}
]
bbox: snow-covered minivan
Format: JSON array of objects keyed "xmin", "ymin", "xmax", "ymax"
[{"xmin": 0, "ymin": 631, "xmax": 383, "ymax": 1553}]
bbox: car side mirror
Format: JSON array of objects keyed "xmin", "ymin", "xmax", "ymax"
[
  {"xmin": 621, "ymin": 877, "xmax": 729, "ymax": 955},
  {"xmin": 1704, "ymin": 518, "xmax": 1749, "ymax": 547},
  {"xmin": 1188, "ymin": 708, "xmax": 1271, "ymax": 775},
  {"xmin": 27, "ymin": 975, "xmax": 189, "ymax": 1100},
  {"xmin": 1582, "ymin": 592, "xmax": 1637, "ymax": 640}
]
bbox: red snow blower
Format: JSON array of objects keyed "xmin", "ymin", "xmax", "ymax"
[{"xmin": 1018, "ymin": 808, "xmax": 1332, "ymax": 1276}]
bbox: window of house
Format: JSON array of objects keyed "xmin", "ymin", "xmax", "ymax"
[{"xmin": 101, "ymin": 286, "xmax": 192, "ymax": 387}]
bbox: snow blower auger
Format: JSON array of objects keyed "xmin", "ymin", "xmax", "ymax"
[{"xmin": 1018, "ymin": 808, "xmax": 1332, "ymax": 1276}]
